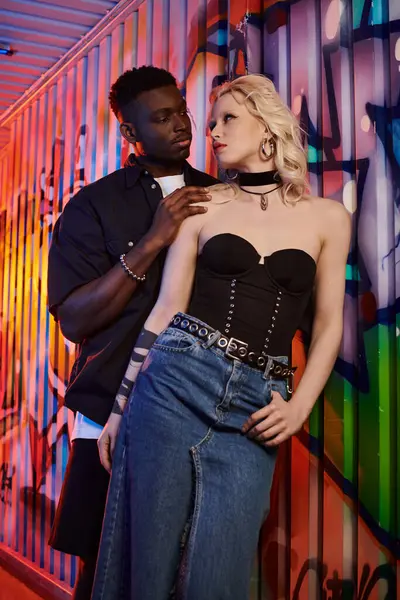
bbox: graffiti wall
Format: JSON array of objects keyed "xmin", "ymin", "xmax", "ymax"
[{"xmin": 0, "ymin": 0, "xmax": 398, "ymax": 596}]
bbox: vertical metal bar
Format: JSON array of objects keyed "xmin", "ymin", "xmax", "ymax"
[
  {"xmin": 109, "ymin": 24, "xmax": 124, "ymax": 172},
  {"xmin": 85, "ymin": 46, "xmax": 100, "ymax": 185}
]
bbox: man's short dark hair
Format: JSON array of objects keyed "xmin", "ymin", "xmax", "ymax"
[{"xmin": 109, "ymin": 66, "xmax": 178, "ymax": 119}]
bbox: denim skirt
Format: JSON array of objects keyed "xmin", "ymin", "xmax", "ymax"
[{"xmin": 92, "ymin": 313, "xmax": 288, "ymax": 600}]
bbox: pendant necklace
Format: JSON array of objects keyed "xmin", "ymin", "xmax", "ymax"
[
  {"xmin": 238, "ymin": 184, "xmax": 282, "ymax": 211},
  {"xmin": 237, "ymin": 170, "xmax": 282, "ymax": 211}
]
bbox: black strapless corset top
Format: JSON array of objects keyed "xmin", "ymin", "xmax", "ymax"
[
  {"xmin": 187, "ymin": 234, "xmax": 316, "ymax": 357},
  {"xmin": 200, "ymin": 233, "xmax": 316, "ymax": 293}
]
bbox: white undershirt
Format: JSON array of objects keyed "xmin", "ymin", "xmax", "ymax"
[
  {"xmin": 71, "ymin": 173, "xmax": 185, "ymax": 440},
  {"xmin": 154, "ymin": 174, "xmax": 185, "ymax": 197}
]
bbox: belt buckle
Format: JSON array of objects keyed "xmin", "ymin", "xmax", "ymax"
[
  {"xmin": 287, "ymin": 372, "xmax": 294, "ymax": 395},
  {"xmin": 226, "ymin": 337, "xmax": 248, "ymax": 360}
]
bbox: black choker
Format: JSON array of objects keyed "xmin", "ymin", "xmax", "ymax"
[{"xmin": 238, "ymin": 170, "xmax": 281, "ymax": 186}]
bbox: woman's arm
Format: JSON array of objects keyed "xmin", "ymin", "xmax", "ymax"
[
  {"xmin": 243, "ymin": 199, "xmax": 351, "ymax": 446},
  {"xmin": 112, "ymin": 210, "xmax": 207, "ymax": 414},
  {"xmin": 98, "ymin": 208, "xmax": 208, "ymax": 471},
  {"xmin": 287, "ymin": 201, "xmax": 351, "ymax": 421}
]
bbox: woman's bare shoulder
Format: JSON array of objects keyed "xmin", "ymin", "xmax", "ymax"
[
  {"xmin": 207, "ymin": 183, "xmax": 236, "ymax": 205},
  {"xmin": 188, "ymin": 184, "xmax": 235, "ymax": 223},
  {"xmin": 191, "ymin": 184, "xmax": 234, "ymax": 207},
  {"xmin": 179, "ymin": 186, "xmax": 232, "ymax": 236},
  {"xmin": 307, "ymin": 195, "xmax": 350, "ymax": 219},
  {"xmin": 305, "ymin": 195, "xmax": 351, "ymax": 240}
]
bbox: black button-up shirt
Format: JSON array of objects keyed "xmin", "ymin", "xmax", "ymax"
[{"xmin": 48, "ymin": 157, "xmax": 218, "ymax": 426}]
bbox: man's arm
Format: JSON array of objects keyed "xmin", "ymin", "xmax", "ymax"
[
  {"xmin": 57, "ymin": 236, "xmax": 161, "ymax": 343},
  {"xmin": 51, "ymin": 185, "xmax": 211, "ymax": 343}
]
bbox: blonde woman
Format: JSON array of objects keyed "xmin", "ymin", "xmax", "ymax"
[{"xmin": 92, "ymin": 75, "xmax": 351, "ymax": 600}]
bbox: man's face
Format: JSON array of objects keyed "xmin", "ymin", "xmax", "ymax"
[{"xmin": 127, "ymin": 85, "xmax": 192, "ymax": 162}]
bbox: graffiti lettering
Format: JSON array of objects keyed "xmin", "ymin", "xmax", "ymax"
[
  {"xmin": 0, "ymin": 461, "xmax": 14, "ymax": 506},
  {"xmin": 293, "ymin": 558, "xmax": 396, "ymax": 600}
]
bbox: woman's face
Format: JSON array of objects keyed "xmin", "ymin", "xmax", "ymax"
[{"xmin": 209, "ymin": 92, "xmax": 267, "ymax": 172}]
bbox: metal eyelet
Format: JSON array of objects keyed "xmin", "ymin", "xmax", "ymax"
[
  {"xmin": 248, "ymin": 352, "xmax": 255, "ymax": 363},
  {"xmin": 218, "ymin": 338, "xmax": 228, "ymax": 348},
  {"xmin": 173, "ymin": 316, "xmax": 181, "ymax": 325},
  {"xmin": 181, "ymin": 319, "xmax": 190, "ymax": 329},
  {"xmin": 198, "ymin": 327, "xmax": 209, "ymax": 337},
  {"xmin": 189, "ymin": 323, "xmax": 199, "ymax": 333},
  {"xmin": 257, "ymin": 356, "xmax": 266, "ymax": 367},
  {"xmin": 238, "ymin": 347, "xmax": 247, "ymax": 357}
]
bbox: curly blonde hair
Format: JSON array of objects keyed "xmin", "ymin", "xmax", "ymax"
[{"xmin": 210, "ymin": 75, "xmax": 309, "ymax": 204}]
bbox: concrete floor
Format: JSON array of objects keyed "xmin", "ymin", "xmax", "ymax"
[{"xmin": 0, "ymin": 566, "xmax": 45, "ymax": 600}]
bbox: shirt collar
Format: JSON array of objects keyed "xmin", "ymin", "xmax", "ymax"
[
  {"xmin": 124, "ymin": 153, "xmax": 196, "ymax": 188},
  {"xmin": 124, "ymin": 154, "xmax": 145, "ymax": 188}
]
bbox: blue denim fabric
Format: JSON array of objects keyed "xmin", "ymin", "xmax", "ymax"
[{"xmin": 92, "ymin": 313, "xmax": 288, "ymax": 600}]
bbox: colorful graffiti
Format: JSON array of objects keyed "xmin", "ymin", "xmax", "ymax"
[{"xmin": 0, "ymin": 0, "xmax": 398, "ymax": 597}]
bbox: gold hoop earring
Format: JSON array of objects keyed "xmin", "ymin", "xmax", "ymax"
[
  {"xmin": 261, "ymin": 140, "xmax": 275, "ymax": 159},
  {"xmin": 261, "ymin": 140, "xmax": 268, "ymax": 157},
  {"xmin": 261, "ymin": 139, "xmax": 275, "ymax": 158}
]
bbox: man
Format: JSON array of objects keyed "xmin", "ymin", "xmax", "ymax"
[{"xmin": 48, "ymin": 65, "xmax": 218, "ymax": 600}]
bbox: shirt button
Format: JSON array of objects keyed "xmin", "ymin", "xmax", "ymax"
[
  {"xmin": 151, "ymin": 183, "xmax": 156, "ymax": 189},
  {"xmin": 128, "ymin": 241, "xmax": 134, "ymax": 247},
  {"xmin": 144, "ymin": 170, "xmax": 148, "ymax": 175}
]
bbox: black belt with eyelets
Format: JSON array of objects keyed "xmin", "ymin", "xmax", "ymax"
[{"xmin": 169, "ymin": 315, "xmax": 296, "ymax": 379}]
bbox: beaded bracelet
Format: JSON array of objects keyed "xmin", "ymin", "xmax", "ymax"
[{"xmin": 119, "ymin": 254, "xmax": 146, "ymax": 282}]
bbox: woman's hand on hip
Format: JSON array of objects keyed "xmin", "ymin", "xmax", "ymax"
[
  {"xmin": 97, "ymin": 413, "xmax": 123, "ymax": 473},
  {"xmin": 242, "ymin": 391, "xmax": 306, "ymax": 446}
]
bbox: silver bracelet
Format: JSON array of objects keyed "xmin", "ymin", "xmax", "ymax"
[{"xmin": 119, "ymin": 254, "xmax": 146, "ymax": 282}]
